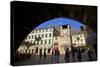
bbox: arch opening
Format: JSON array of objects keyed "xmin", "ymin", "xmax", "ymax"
[{"xmin": 17, "ymin": 17, "xmax": 97, "ymax": 58}]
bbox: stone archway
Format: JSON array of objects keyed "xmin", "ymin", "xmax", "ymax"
[{"xmin": 11, "ymin": 1, "xmax": 97, "ymax": 55}]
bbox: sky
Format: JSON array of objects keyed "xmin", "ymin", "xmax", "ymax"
[{"xmin": 35, "ymin": 17, "xmax": 84, "ymax": 30}]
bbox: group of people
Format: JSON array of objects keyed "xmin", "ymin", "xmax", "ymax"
[
  {"xmin": 17, "ymin": 47, "xmax": 93, "ymax": 62},
  {"xmin": 39, "ymin": 48, "xmax": 47, "ymax": 59},
  {"xmin": 64, "ymin": 46, "xmax": 94, "ymax": 62},
  {"xmin": 38, "ymin": 46, "xmax": 94, "ymax": 63}
]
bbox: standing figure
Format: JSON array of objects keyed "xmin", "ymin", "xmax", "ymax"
[
  {"xmin": 55, "ymin": 49, "xmax": 60, "ymax": 63},
  {"xmin": 77, "ymin": 48, "xmax": 82, "ymax": 61},
  {"xmin": 39, "ymin": 49, "xmax": 42, "ymax": 59},
  {"xmin": 64, "ymin": 48, "xmax": 69, "ymax": 62},
  {"xmin": 44, "ymin": 48, "xmax": 46, "ymax": 58},
  {"xmin": 87, "ymin": 48, "xmax": 93, "ymax": 61},
  {"xmin": 52, "ymin": 50, "xmax": 54, "ymax": 55},
  {"xmin": 52, "ymin": 50, "xmax": 55, "ymax": 61},
  {"xmin": 71, "ymin": 46, "xmax": 75, "ymax": 59}
]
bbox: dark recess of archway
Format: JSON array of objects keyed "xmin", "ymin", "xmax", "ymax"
[{"xmin": 11, "ymin": 1, "xmax": 97, "ymax": 62}]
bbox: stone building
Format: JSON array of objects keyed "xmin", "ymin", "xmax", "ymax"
[
  {"xmin": 71, "ymin": 31, "xmax": 87, "ymax": 47},
  {"xmin": 17, "ymin": 24, "xmax": 87, "ymax": 55}
]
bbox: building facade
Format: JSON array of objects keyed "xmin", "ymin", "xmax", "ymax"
[
  {"xmin": 24, "ymin": 27, "xmax": 54, "ymax": 55},
  {"xmin": 17, "ymin": 24, "xmax": 87, "ymax": 55},
  {"xmin": 72, "ymin": 32, "xmax": 87, "ymax": 47},
  {"xmin": 53, "ymin": 25, "xmax": 71, "ymax": 54}
]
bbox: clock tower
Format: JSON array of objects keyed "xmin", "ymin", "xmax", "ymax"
[
  {"xmin": 60, "ymin": 24, "xmax": 72, "ymax": 51},
  {"xmin": 60, "ymin": 24, "xmax": 71, "ymax": 36}
]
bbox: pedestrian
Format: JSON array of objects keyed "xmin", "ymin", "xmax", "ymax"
[
  {"xmin": 51, "ymin": 50, "xmax": 56, "ymax": 63},
  {"xmin": 77, "ymin": 48, "xmax": 82, "ymax": 61},
  {"xmin": 71, "ymin": 46, "xmax": 75, "ymax": 59},
  {"xmin": 64, "ymin": 48, "xmax": 69, "ymax": 62},
  {"xmin": 87, "ymin": 48, "xmax": 93, "ymax": 61},
  {"xmin": 55, "ymin": 49, "xmax": 60, "ymax": 63},
  {"xmin": 39, "ymin": 49, "xmax": 42, "ymax": 59},
  {"xmin": 52, "ymin": 50, "xmax": 54, "ymax": 55},
  {"xmin": 44, "ymin": 48, "xmax": 46, "ymax": 58},
  {"xmin": 55, "ymin": 49, "xmax": 60, "ymax": 56}
]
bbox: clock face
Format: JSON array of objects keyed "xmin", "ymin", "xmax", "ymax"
[
  {"xmin": 65, "ymin": 30, "xmax": 67, "ymax": 33},
  {"xmin": 63, "ymin": 30, "xmax": 67, "ymax": 33},
  {"xmin": 62, "ymin": 30, "xmax": 69, "ymax": 35}
]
